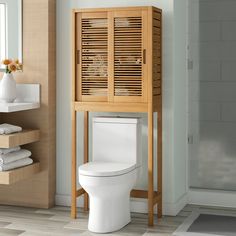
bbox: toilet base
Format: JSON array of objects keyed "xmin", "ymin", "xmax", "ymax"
[
  {"xmin": 88, "ymin": 193, "xmax": 131, "ymax": 233},
  {"xmin": 79, "ymin": 168, "xmax": 137, "ymax": 233}
]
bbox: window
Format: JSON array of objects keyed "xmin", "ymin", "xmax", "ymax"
[{"xmin": 0, "ymin": 3, "xmax": 6, "ymax": 63}]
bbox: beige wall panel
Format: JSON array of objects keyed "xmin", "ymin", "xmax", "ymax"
[{"xmin": 0, "ymin": 0, "xmax": 56, "ymax": 208}]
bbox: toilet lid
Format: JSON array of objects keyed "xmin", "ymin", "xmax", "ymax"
[{"xmin": 79, "ymin": 161, "xmax": 136, "ymax": 177}]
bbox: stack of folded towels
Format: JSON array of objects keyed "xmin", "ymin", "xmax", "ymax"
[
  {"xmin": 0, "ymin": 124, "xmax": 33, "ymax": 171},
  {"xmin": 0, "ymin": 123, "xmax": 22, "ymax": 135}
]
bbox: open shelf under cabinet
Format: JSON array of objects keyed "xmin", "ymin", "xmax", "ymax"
[
  {"xmin": 0, "ymin": 130, "xmax": 40, "ymax": 148},
  {"xmin": 0, "ymin": 162, "xmax": 40, "ymax": 185},
  {"xmin": 0, "ymin": 130, "xmax": 40, "ymax": 185}
]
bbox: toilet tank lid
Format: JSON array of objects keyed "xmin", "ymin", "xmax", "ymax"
[
  {"xmin": 93, "ymin": 117, "xmax": 140, "ymax": 124},
  {"xmin": 79, "ymin": 161, "xmax": 136, "ymax": 177}
]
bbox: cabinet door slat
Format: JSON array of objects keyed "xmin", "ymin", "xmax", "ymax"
[
  {"xmin": 80, "ymin": 17, "xmax": 108, "ymax": 99},
  {"xmin": 114, "ymin": 16, "xmax": 143, "ymax": 97}
]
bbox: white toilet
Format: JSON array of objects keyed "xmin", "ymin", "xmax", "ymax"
[{"xmin": 78, "ymin": 117, "xmax": 142, "ymax": 233}]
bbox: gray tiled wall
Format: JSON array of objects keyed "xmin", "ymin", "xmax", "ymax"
[{"xmin": 189, "ymin": 0, "xmax": 236, "ymax": 190}]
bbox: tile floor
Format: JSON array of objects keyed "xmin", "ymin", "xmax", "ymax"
[{"xmin": 0, "ymin": 204, "xmax": 233, "ymax": 236}]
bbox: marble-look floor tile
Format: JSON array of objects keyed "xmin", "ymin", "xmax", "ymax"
[
  {"xmin": 49, "ymin": 213, "xmax": 88, "ymax": 222},
  {"xmin": 157, "ymin": 216, "xmax": 185, "ymax": 224},
  {"xmin": 20, "ymin": 231, "xmax": 85, "ymax": 236},
  {"xmin": 0, "ymin": 216, "xmax": 68, "ymax": 227},
  {"xmin": 155, "ymin": 218, "xmax": 181, "ymax": 227},
  {"xmin": 79, "ymin": 231, "xmax": 121, "ymax": 236},
  {"xmin": 0, "ymin": 228, "xmax": 24, "ymax": 236},
  {"xmin": 0, "ymin": 221, "xmax": 11, "ymax": 228},
  {"xmin": 4, "ymin": 218, "xmax": 70, "ymax": 235},
  {"xmin": 6, "ymin": 223, "xmax": 84, "ymax": 236},
  {"xmin": 146, "ymin": 225, "xmax": 177, "ymax": 234},
  {"xmin": 64, "ymin": 219, "xmax": 89, "ymax": 231},
  {"xmin": 0, "ymin": 204, "xmax": 224, "ymax": 235},
  {"xmin": 20, "ymin": 232, "xmax": 55, "ymax": 236},
  {"xmin": 0, "ymin": 210, "xmax": 54, "ymax": 221},
  {"xmin": 177, "ymin": 210, "xmax": 192, "ymax": 217},
  {"xmin": 143, "ymin": 232, "xmax": 171, "ymax": 236},
  {"xmin": 37, "ymin": 208, "xmax": 88, "ymax": 220},
  {"xmin": 0, "ymin": 206, "xmax": 38, "ymax": 213}
]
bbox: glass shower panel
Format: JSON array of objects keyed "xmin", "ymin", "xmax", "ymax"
[{"xmin": 188, "ymin": 0, "xmax": 236, "ymax": 190}]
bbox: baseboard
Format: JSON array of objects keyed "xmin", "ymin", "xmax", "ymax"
[
  {"xmin": 56, "ymin": 190, "xmax": 236, "ymax": 216},
  {"xmin": 188, "ymin": 188, "xmax": 236, "ymax": 208},
  {"xmin": 55, "ymin": 194, "xmax": 84, "ymax": 207},
  {"xmin": 55, "ymin": 193, "xmax": 188, "ymax": 216},
  {"xmin": 130, "ymin": 198, "xmax": 157, "ymax": 214},
  {"xmin": 163, "ymin": 193, "xmax": 188, "ymax": 216}
]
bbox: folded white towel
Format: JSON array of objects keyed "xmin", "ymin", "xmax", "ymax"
[
  {"xmin": 0, "ymin": 157, "xmax": 33, "ymax": 171},
  {"xmin": 0, "ymin": 146, "xmax": 21, "ymax": 155},
  {"xmin": 0, "ymin": 149, "xmax": 31, "ymax": 165},
  {"xmin": 0, "ymin": 123, "xmax": 22, "ymax": 135}
]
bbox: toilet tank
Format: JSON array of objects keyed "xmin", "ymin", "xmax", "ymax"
[{"xmin": 92, "ymin": 117, "xmax": 142, "ymax": 166}]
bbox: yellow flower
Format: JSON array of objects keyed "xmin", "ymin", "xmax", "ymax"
[
  {"xmin": 8, "ymin": 62, "xmax": 17, "ymax": 72},
  {"xmin": 2, "ymin": 59, "xmax": 12, "ymax": 65},
  {"xmin": 14, "ymin": 59, "xmax": 19, "ymax": 64},
  {"xmin": 17, "ymin": 63, "xmax": 23, "ymax": 71}
]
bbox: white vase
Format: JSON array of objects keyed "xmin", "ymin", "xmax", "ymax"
[{"xmin": 0, "ymin": 73, "xmax": 17, "ymax": 103}]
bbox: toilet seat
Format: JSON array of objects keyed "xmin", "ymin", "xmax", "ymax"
[{"xmin": 79, "ymin": 161, "xmax": 136, "ymax": 177}]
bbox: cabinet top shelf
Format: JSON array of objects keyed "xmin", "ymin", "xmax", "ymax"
[{"xmin": 72, "ymin": 6, "xmax": 162, "ymax": 13}]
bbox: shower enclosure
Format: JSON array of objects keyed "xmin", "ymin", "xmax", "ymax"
[{"xmin": 188, "ymin": 0, "xmax": 236, "ymax": 191}]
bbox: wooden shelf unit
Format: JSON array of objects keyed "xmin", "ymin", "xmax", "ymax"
[
  {"xmin": 0, "ymin": 130, "xmax": 40, "ymax": 148},
  {"xmin": 71, "ymin": 6, "xmax": 162, "ymax": 226},
  {"xmin": 0, "ymin": 85, "xmax": 41, "ymax": 185},
  {"xmin": 0, "ymin": 129, "xmax": 40, "ymax": 186},
  {"xmin": 0, "ymin": 96, "xmax": 41, "ymax": 186}
]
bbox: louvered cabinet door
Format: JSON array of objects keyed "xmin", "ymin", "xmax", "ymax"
[
  {"xmin": 110, "ymin": 10, "xmax": 148, "ymax": 103},
  {"xmin": 76, "ymin": 12, "xmax": 108, "ymax": 102}
]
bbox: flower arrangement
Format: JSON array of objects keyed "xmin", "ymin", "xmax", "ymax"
[{"xmin": 1, "ymin": 59, "xmax": 22, "ymax": 73}]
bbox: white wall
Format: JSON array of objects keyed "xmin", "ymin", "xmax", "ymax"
[
  {"xmin": 56, "ymin": 0, "xmax": 188, "ymax": 215},
  {"xmin": 173, "ymin": 0, "xmax": 188, "ymax": 205}
]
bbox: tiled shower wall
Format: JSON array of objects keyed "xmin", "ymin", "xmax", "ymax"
[{"xmin": 189, "ymin": 0, "xmax": 236, "ymax": 190}]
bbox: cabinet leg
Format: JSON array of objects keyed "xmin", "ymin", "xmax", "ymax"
[
  {"xmin": 71, "ymin": 200, "xmax": 77, "ymax": 219},
  {"xmin": 157, "ymin": 108, "xmax": 162, "ymax": 218},
  {"xmin": 148, "ymin": 108, "xmax": 154, "ymax": 226},
  {"xmin": 158, "ymin": 198, "xmax": 162, "ymax": 218},
  {"xmin": 84, "ymin": 111, "xmax": 89, "ymax": 211},
  {"xmin": 71, "ymin": 110, "xmax": 77, "ymax": 219},
  {"xmin": 84, "ymin": 193, "xmax": 89, "ymax": 211}
]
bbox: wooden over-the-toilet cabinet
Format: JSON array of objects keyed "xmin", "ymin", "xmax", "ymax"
[
  {"xmin": 74, "ymin": 7, "xmax": 161, "ymax": 104},
  {"xmin": 72, "ymin": 6, "xmax": 162, "ymax": 226}
]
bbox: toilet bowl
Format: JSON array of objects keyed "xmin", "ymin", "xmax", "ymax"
[
  {"xmin": 79, "ymin": 161, "xmax": 137, "ymax": 233},
  {"xmin": 79, "ymin": 117, "xmax": 142, "ymax": 233}
]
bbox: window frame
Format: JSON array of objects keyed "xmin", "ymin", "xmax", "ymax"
[{"xmin": 0, "ymin": 3, "xmax": 6, "ymax": 63}]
